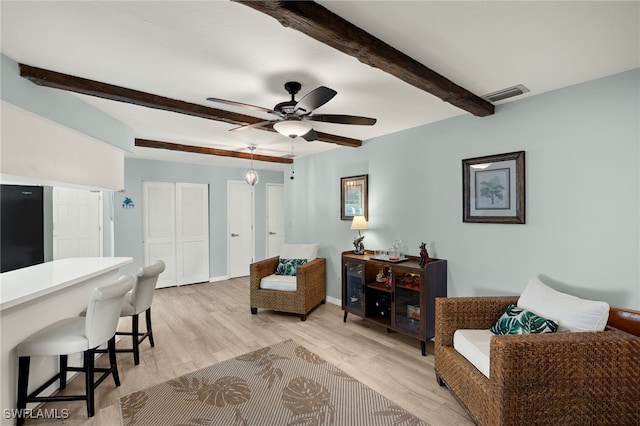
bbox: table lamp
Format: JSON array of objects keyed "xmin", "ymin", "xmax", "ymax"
[{"xmin": 351, "ymin": 215, "xmax": 368, "ymax": 255}]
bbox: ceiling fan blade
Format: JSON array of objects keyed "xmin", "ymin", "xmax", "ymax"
[
  {"xmin": 229, "ymin": 120, "xmax": 276, "ymax": 132},
  {"xmin": 306, "ymin": 114, "xmax": 377, "ymax": 126},
  {"xmin": 301, "ymin": 129, "xmax": 318, "ymax": 142},
  {"xmin": 206, "ymin": 97, "xmax": 279, "ymax": 116},
  {"xmin": 294, "ymin": 86, "xmax": 337, "ymax": 114}
]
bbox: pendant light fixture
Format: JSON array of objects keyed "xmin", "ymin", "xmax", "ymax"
[{"xmin": 245, "ymin": 146, "xmax": 259, "ymax": 186}]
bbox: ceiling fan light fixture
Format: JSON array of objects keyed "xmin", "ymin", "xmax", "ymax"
[{"xmin": 273, "ymin": 120, "xmax": 312, "ymax": 138}]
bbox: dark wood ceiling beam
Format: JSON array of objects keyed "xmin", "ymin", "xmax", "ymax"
[
  {"xmin": 135, "ymin": 139, "xmax": 294, "ymax": 164},
  {"xmin": 19, "ymin": 64, "xmax": 362, "ymax": 148},
  {"xmin": 19, "ymin": 64, "xmax": 258, "ymax": 127},
  {"xmin": 234, "ymin": 0, "xmax": 494, "ymax": 117},
  {"xmin": 310, "ymin": 131, "xmax": 361, "ymax": 148}
]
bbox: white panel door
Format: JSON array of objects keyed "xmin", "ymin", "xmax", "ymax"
[
  {"xmin": 143, "ymin": 181, "xmax": 176, "ymax": 288},
  {"xmin": 228, "ymin": 181, "xmax": 253, "ymax": 278},
  {"xmin": 266, "ymin": 184, "xmax": 285, "ymax": 258},
  {"xmin": 53, "ymin": 187, "xmax": 101, "ymax": 260},
  {"xmin": 176, "ymin": 183, "xmax": 209, "ymax": 284}
]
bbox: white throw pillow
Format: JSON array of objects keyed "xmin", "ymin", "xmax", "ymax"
[
  {"xmin": 280, "ymin": 244, "xmax": 319, "ymax": 261},
  {"xmin": 517, "ymin": 277, "xmax": 609, "ymax": 332}
]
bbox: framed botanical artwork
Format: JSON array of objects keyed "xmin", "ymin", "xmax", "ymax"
[
  {"xmin": 341, "ymin": 174, "xmax": 368, "ymax": 220},
  {"xmin": 462, "ymin": 151, "xmax": 525, "ymax": 224}
]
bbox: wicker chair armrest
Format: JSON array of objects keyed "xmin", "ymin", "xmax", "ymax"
[
  {"xmin": 296, "ymin": 258, "xmax": 326, "ymax": 292},
  {"xmin": 435, "ymin": 296, "xmax": 518, "ymax": 347},
  {"xmin": 491, "ymin": 329, "xmax": 640, "ymax": 398},
  {"xmin": 249, "ymin": 256, "xmax": 279, "ymax": 290}
]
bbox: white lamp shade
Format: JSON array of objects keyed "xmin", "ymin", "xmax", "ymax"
[
  {"xmin": 350, "ymin": 215, "xmax": 368, "ymax": 230},
  {"xmin": 245, "ymin": 169, "xmax": 259, "ymax": 186},
  {"xmin": 273, "ymin": 120, "xmax": 312, "ymax": 138}
]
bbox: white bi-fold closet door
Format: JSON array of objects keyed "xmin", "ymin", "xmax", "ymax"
[{"xmin": 143, "ymin": 181, "xmax": 209, "ymax": 288}]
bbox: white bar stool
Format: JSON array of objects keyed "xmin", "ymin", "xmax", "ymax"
[
  {"xmin": 115, "ymin": 260, "xmax": 165, "ymax": 365},
  {"xmin": 15, "ymin": 275, "xmax": 134, "ymax": 425}
]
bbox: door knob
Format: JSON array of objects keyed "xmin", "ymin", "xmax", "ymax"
[
  {"xmin": 231, "ymin": 233, "xmax": 239, "ymax": 237},
  {"xmin": 269, "ymin": 232, "xmax": 277, "ymax": 235}
]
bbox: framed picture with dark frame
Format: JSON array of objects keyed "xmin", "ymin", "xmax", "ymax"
[
  {"xmin": 341, "ymin": 174, "xmax": 368, "ymax": 220},
  {"xmin": 462, "ymin": 151, "xmax": 525, "ymax": 224}
]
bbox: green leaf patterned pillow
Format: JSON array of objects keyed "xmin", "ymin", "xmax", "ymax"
[
  {"xmin": 275, "ymin": 258, "xmax": 307, "ymax": 276},
  {"xmin": 490, "ymin": 304, "xmax": 559, "ymax": 335}
]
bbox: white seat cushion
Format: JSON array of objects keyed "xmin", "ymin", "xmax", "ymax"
[
  {"xmin": 260, "ymin": 274, "xmax": 297, "ymax": 292},
  {"xmin": 280, "ymin": 243, "xmax": 319, "ymax": 261},
  {"xmin": 454, "ymin": 329, "xmax": 492, "ymax": 378},
  {"xmin": 17, "ymin": 317, "xmax": 88, "ymax": 357},
  {"xmin": 518, "ymin": 277, "xmax": 609, "ymax": 332}
]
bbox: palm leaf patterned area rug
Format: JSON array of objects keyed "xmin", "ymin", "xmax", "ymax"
[{"xmin": 119, "ymin": 339, "xmax": 428, "ymax": 426}]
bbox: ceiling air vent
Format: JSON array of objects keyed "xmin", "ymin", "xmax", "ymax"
[{"xmin": 483, "ymin": 84, "xmax": 529, "ymax": 102}]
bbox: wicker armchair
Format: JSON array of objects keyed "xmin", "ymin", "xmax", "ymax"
[
  {"xmin": 434, "ymin": 297, "xmax": 640, "ymax": 426},
  {"xmin": 250, "ymin": 252, "xmax": 326, "ymax": 321}
]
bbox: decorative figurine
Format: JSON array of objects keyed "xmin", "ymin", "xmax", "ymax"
[
  {"xmin": 419, "ymin": 242, "xmax": 430, "ymax": 267},
  {"xmin": 353, "ymin": 235, "xmax": 365, "ymax": 255},
  {"xmin": 376, "ymin": 266, "xmax": 391, "ymax": 285}
]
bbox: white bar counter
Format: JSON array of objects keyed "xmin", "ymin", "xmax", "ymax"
[{"xmin": 0, "ymin": 257, "xmax": 132, "ymax": 425}]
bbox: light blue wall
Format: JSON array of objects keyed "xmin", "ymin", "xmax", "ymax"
[
  {"xmin": 0, "ymin": 54, "xmax": 134, "ymax": 152},
  {"xmin": 286, "ymin": 69, "xmax": 640, "ymax": 309},
  {"xmin": 115, "ymin": 158, "xmax": 284, "ymax": 278}
]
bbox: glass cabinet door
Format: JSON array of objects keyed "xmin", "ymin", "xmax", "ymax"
[
  {"xmin": 394, "ymin": 271, "xmax": 422, "ymax": 336},
  {"xmin": 344, "ymin": 260, "xmax": 364, "ymax": 314}
]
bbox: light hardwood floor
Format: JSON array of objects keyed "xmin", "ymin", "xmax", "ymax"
[{"xmin": 23, "ymin": 277, "xmax": 473, "ymax": 425}]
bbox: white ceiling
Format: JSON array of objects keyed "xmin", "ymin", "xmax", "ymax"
[{"xmin": 2, "ymin": 1, "xmax": 638, "ymax": 172}]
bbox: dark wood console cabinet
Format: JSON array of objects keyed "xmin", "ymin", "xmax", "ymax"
[{"xmin": 341, "ymin": 250, "xmax": 447, "ymax": 355}]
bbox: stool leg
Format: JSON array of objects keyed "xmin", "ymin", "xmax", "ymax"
[
  {"xmin": 17, "ymin": 356, "xmax": 30, "ymax": 426},
  {"xmin": 108, "ymin": 336, "xmax": 121, "ymax": 387},
  {"xmin": 84, "ymin": 349, "xmax": 95, "ymax": 417},
  {"xmin": 132, "ymin": 314, "xmax": 140, "ymax": 365},
  {"xmin": 145, "ymin": 307, "xmax": 154, "ymax": 347},
  {"xmin": 59, "ymin": 354, "xmax": 68, "ymax": 390}
]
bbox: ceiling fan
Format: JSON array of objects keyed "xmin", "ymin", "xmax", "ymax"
[{"xmin": 206, "ymin": 81, "xmax": 376, "ymax": 142}]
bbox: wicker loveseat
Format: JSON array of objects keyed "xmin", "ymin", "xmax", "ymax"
[
  {"xmin": 435, "ymin": 295, "xmax": 640, "ymax": 425},
  {"xmin": 250, "ymin": 244, "xmax": 326, "ymax": 321}
]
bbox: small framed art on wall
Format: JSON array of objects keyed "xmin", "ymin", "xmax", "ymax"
[
  {"xmin": 462, "ymin": 151, "xmax": 525, "ymax": 224},
  {"xmin": 341, "ymin": 174, "xmax": 368, "ymax": 220}
]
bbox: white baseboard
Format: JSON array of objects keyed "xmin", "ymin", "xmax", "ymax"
[
  {"xmin": 209, "ymin": 275, "xmax": 229, "ymax": 282},
  {"xmin": 326, "ymin": 295, "xmax": 341, "ymax": 306}
]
